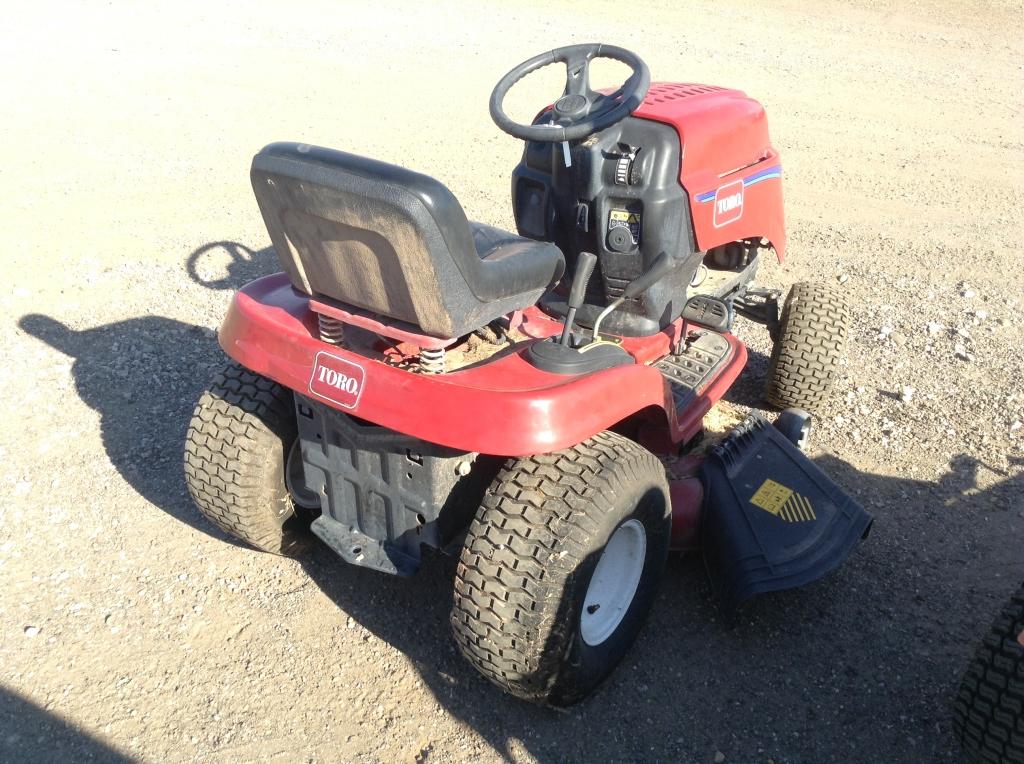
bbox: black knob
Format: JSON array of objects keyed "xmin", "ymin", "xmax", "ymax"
[{"xmin": 607, "ymin": 226, "xmax": 635, "ymax": 253}]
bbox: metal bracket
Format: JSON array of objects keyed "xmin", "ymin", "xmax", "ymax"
[{"xmin": 732, "ymin": 287, "xmax": 782, "ymax": 341}]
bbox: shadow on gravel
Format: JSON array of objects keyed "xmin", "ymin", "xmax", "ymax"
[
  {"xmin": 0, "ymin": 686, "xmax": 132, "ymax": 763},
  {"xmin": 186, "ymin": 240, "xmax": 276, "ymax": 291},
  {"xmin": 721, "ymin": 344, "xmax": 772, "ymax": 409},
  {"xmin": 16, "ymin": 312, "xmax": 243, "ymax": 548},
  {"xmin": 298, "ymin": 454, "xmax": 1022, "ymax": 763},
  {"xmin": 12, "ymin": 242, "xmax": 286, "ymax": 545}
]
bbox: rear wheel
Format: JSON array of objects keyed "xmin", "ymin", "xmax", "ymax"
[
  {"xmin": 953, "ymin": 583, "xmax": 1024, "ymax": 763},
  {"xmin": 184, "ymin": 361, "xmax": 318, "ymax": 555},
  {"xmin": 451, "ymin": 431, "xmax": 671, "ymax": 706},
  {"xmin": 764, "ymin": 282, "xmax": 849, "ymax": 412}
]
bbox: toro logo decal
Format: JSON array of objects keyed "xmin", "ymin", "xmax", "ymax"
[
  {"xmin": 309, "ymin": 351, "xmax": 365, "ymax": 410},
  {"xmin": 712, "ymin": 179, "xmax": 744, "ymax": 228}
]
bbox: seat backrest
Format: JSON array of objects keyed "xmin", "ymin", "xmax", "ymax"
[{"xmin": 251, "ymin": 142, "xmax": 489, "ymax": 338}]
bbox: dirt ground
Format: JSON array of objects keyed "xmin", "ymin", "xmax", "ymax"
[{"xmin": 2, "ymin": 1, "xmax": 1022, "ymax": 762}]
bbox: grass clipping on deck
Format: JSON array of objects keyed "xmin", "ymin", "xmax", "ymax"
[{"xmin": 695, "ymin": 400, "xmax": 748, "ymax": 455}]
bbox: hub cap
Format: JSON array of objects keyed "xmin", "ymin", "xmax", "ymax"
[{"xmin": 581, "ymin": 519, "xmax": 647, "ymax": 647}]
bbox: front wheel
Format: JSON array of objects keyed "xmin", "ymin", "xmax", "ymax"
[
  {"xmin": 764, "ymin": 282, "xmax": 849, "ymax": 412},
  {"xmin": 451, "ymin": 431, "xmax": 671, "ymax": 706}
]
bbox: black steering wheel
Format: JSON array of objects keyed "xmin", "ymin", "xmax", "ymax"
[{"xmin": 489, "ymin": 43, "xmax": 651, "ymax": 143}]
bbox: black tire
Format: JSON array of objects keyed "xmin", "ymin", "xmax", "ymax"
[
  {"xmin": 953, "ymin": 583, "xmax": 1024, "ymax": 763},
  {"xmin": 764, "ymin": 282, "xmax": 849, "ymax": 412},
  {"xmin": 451, "ymin": 431, "xmax": 671, "ymax": 707},
  {"xmin": 184, "ymin": 361, "xmax": 315, "ymax": 556}
]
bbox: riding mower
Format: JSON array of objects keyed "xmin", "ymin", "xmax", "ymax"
[{"xmin": 184, "ymin": 44, "xmax": 872, "ymax": 706}]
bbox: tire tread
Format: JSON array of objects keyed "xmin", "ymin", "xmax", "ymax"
[
  {"xmin": 451, "ymin": 431, "xmax": 667, "ymax": 704},
  {"xmin": 764, "ymin": 281, "xmax": 850, "ymax": 411},
  {"xmin": 953, "ymin": 584, "xmax": 1024, "ymax": 763},
  {"xmin": 183, "ymin": 361, "xmax": 306, "ymax": 555}
]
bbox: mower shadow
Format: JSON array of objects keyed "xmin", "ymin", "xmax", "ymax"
[
  {"xmin": 16, "ymin": 312, "xmax": 246, "ymax": 549},
  {"xmin": 185, "ymin": 240, "xmax": 277, "ymax": 291},
  {"xmin": 13, "ymin": 241, "xmax": 289, "ymax": 546},
  {"xmin": 0, "ymin": 685, "xmax": 133, "ymax": 763}
]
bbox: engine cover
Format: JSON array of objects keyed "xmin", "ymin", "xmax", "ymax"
[{"xmin": 510, "ymin": 82, "xmax": 786, "ymax": 337}]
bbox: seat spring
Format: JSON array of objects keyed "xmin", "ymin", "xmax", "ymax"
[
  {"xmin": 420, "ymin": 347, "xmax": 445, "ymax": 374},
  {"xmin": 318, "ymin": 314, "xmax": 346, "ymax": 345}
]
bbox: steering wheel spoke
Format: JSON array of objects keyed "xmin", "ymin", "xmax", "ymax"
[
  {"xmin": 489, "ymin": 43, "xmax": 651, "ymax": 143},
  {"xmin": 562, "ymin": 50, "xmax": 596, "ymax": 100}
]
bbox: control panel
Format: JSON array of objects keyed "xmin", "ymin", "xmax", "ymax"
[{"xmin": 510, "ymin": 116, "xmax": 699, "ymax": 336}]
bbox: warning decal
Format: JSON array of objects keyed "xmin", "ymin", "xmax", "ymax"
[
  {"xmin": 609, "ymin": 209, "xmax": 641, "ymax": 245},
  {"xmin": 749, "ymin": 479, "xmax": 816, "ymax": 522}
]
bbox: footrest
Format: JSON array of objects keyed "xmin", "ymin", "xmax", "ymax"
[{"xmin": 654, "ymin": 330, "xmax": 731, "ymax": 412}]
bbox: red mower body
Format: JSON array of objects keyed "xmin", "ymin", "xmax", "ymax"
[
  {"xmin": 219, "ymin": 272, "xmax": 747, "ymax": 457},
  {"xmin": 635, "ymin": 83, "xmax": 786, "ymax": 260}
]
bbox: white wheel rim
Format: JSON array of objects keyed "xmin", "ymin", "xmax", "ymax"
[
  {"xmin": 796, "ymin": 423, "xmax": 811, "ymax": 451},
  {"xmin": 580, "ymin": 519, "xmax": 647, "ymax": 647}
]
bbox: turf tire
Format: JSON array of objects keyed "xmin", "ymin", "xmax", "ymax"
[
  {"xmin": 184, "ymin": 361, "xmax": 313, "ymax": 556},
  {"xmin": 953, "ymin": 583, "xmax": 1024, "ymax": 763},
  {"xmin": 451, "ymin": 431, "xmax": 671, "ymax": 707},
  {"xmin": 764, "ymin": 281, "xmax": 849, "ymax": 412}
]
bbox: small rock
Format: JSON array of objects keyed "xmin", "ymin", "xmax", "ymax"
[
  {"xmin": 954, "ymin": 344, "xmax": 973, "ymax": 362},
  {"xmin": 877, "ymin": 325, "xmax": 893, "ymax": 340},
  {"xmin": 901, "ymin": 386, "xmax": 915, "ymax": 403},
  {"xmin": 889, "ymin": 331, "xmax": 907, "ymax": 346},
  {"xmin": 974, "ymin": 310, "xmax": 988, "ymax": 321},
  {"xmin": 926, "ymin": 322, "xmax": 943, "ymax": 336},
  {"xmin": 24, "ymin": 626, "xmax": 39, "ymax": 637},
  {"xmin": 714, "ymin": 751, "xmax": 726, "ymax": 764},
  {"xmin": 1011, "ymin": 421, "xmax": 1022, "ymax": 434},
  {"xmin": 838, "ymin": 274, "xmax": 849, "ymax": 284},
  {"xmin": 956, "ymin": 327, "xmax": 971, "ymax": 339},
  {"xmin": 347, "ymin": 617, "xmax": 355, "ymax": 630}
]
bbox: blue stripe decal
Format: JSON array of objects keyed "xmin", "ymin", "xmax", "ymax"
[{"xmin": 696, "ymin": 164, "xmax": 782, "ymax": 203}]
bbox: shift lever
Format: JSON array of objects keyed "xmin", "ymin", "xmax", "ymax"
[
  {"xmin": 591, "ymin": 251, "xmax": 684, "ymax": 341},
  {"xmin": 559, "ymin": 251, "xmax": 598, "ymax": 346}
]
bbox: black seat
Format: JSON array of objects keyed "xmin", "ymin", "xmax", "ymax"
[{"xmin": 250, "ymin": 143, "xmax": 565, "ymax": 339}]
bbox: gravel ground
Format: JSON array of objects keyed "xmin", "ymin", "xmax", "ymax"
[{"xmin": 2, "ymin": 1, "xmax": 1022, "ymax": 762}]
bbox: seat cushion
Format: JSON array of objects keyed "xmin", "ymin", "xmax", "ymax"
[
  {"xmin": 251, "ymin": 143, "xmax": 565, "ymax": 339},
  {"xmin": 469, "ymin": 222, "xmax": 565, "ymax": 300}
]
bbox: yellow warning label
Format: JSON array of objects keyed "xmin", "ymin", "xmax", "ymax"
[
  {"xmin": 750, "ymin": 479, "xmax": 816, "ymax": 522},
  {"xmin": 609, "ymin": 210, "xmax": 641, "ymax": 225}
]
